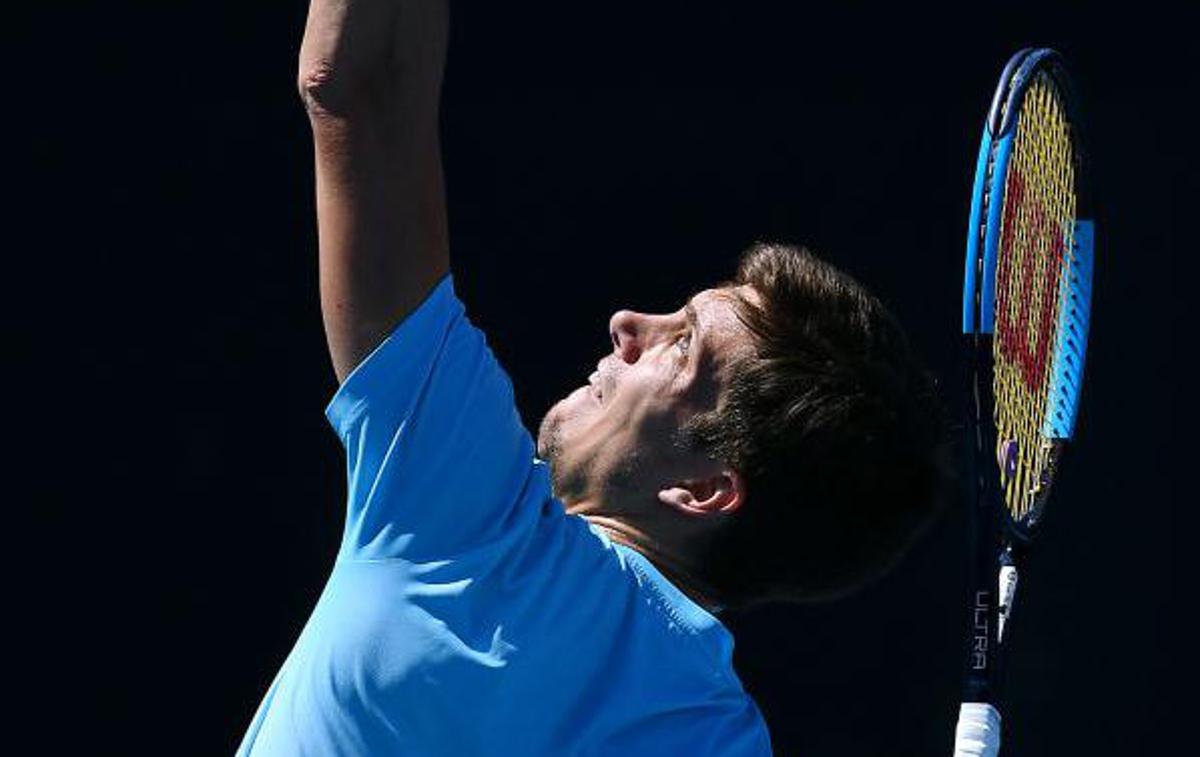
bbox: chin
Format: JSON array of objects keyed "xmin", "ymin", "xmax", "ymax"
[
  {"xmin": 539, "ymin": 386, "xmax": 596, "ymax": 450},
  {"xmin": 536, "ymin": 409, "xmax": 558, "ymax": 461},
  {"xmin": 537, "ymin": 386, "xmax": 599, "ymax": 501},
  {"xmin": 536, "ymin": 390, "xmax": 577, "ymax": 461}
]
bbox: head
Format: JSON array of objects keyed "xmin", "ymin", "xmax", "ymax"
[{"xmin": 538, "ymin": 242, "xmax": 950, "ymax": 612}]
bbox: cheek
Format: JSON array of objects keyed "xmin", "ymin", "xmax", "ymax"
[{"xmin": 612, "ymin": 370, "xmax": 677, "ymax": 424}]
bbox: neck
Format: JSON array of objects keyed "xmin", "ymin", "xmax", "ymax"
[{"xmin": 577, "ymin": 513, "xmax": 723, "ymax": 616}]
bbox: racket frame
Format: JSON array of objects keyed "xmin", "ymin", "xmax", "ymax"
[{"xmin": 958, "ymin": 46, "xmax": 1092, "ymax": 711}]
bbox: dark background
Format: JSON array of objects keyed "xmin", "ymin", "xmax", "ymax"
[{"xmin": 18, "ymin": 2, "xmax": 1186, "ymax": 755}]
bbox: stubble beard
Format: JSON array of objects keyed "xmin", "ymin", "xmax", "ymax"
[
  {"xmin": 537, "ymin": 405, "xmax": 587, "ymax": 504},
  {"xmin": 537, "ymin": 395, "xmax": 649, "ymax": 514}
]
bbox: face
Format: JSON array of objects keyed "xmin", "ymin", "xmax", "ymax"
[{"xmin": 537, "ymin": 285, "xmax": 757, "ymax": 512}]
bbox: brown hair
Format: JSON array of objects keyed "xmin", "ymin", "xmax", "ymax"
[{"xmin": 680, "ymin": 242, "xmax": 951, "ymax": 610}]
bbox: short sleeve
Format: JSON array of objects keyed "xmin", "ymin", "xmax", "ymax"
[{"xmin": 325, "ymin": 274, "xmax": 543, "ymax": 561}]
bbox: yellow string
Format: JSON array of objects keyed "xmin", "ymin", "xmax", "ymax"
[{"xmin": 992, "ymin": 72, "xmax": 1077, "ymax": 522}]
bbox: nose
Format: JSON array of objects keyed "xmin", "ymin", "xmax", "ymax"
[
  {"xmin": 609, "ymin": 309, "xmax": 644, "ymax": 363},
  {"xmin": 609, "ymin": 308, "xmax": 675, "ymax": 364}
]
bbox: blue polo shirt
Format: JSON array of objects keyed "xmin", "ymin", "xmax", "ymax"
[{"xmin": 237, "ymin": 275, "xmax": 772, "ymax": 756}]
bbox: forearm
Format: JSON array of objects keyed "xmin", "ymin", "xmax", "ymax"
[{"xmin": 297, "ymin": 0, "xmax": 451, "ymax": 383}]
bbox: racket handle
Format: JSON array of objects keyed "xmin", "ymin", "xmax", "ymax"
[{"xmin": 953, "ymin": 702, "xmax": 1001, "ymax": 757}]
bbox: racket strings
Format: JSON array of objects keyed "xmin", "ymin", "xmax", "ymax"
[{"xmin": 992, "ymin": 72, "xmax": 1077, "ymax": 521}]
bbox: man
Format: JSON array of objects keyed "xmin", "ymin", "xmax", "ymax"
[{"xmin": 237, "ymin": 1, "xmax": 948, "ymax": 754}]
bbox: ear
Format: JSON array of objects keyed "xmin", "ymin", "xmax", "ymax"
[{"xmin": 657, "ymin": 470, "xmax": 745, "ymax": 518}]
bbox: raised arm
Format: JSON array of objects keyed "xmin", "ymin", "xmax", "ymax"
[{"xmin": 297, "ymin": 0, "xmax": 451, "ymax": 383}]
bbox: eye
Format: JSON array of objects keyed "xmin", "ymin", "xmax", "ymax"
[{"xmin": 675, "ymin": 331, "xmax": 693, "ymax": 357}]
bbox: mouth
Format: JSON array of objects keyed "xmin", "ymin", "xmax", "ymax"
[{"xmin": 588, "ymin": 371, "xmax": 602, "ymax": 403}]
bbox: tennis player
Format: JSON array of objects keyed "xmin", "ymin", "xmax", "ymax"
[{"xmin": 237, "ymin": 1, "xmax": 949, "ymax": 754}]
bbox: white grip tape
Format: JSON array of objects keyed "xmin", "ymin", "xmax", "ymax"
[{"xmin": 953, "ymin": 702, "xmax": 1001, "ymax": 757}]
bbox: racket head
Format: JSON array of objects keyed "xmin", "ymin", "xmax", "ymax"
[{"xmin": 961, "ymin": 48, "xmax": 1094, "ymax": 542}]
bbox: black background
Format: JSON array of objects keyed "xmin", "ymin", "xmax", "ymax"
[{"xmin": 17, "ymin": 3, "xmax": 1187, "ymax": 755}]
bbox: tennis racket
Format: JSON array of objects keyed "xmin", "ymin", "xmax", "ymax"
[{"xmin": 952, "ymin": 48, "xmax": 1094, "ymax": 757}]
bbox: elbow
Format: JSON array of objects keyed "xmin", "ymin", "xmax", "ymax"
[
  {"xmin": 296, "ymin": 61, "xmax": 421, "ymax": 122},
  {"xmin": 297, "ymin": 60, "xmax": 358, "ymax": 119}
]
